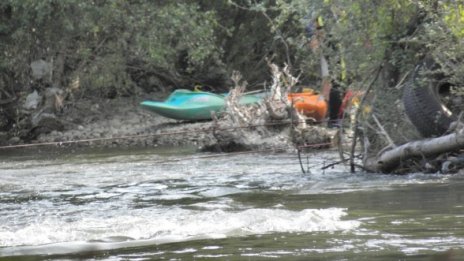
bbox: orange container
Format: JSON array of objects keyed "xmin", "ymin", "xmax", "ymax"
[{"xmin": 288, "ymin": 93, "xmax": 328, "ymax": 122}]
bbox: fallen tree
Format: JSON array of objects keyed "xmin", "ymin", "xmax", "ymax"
[{"xmin": 364, "ymin": 123, "xmax": 464, "ymax": 173}]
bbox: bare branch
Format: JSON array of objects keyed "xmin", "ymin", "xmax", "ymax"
[{"xmin": 350, "ymin": 64, "xmax": 384, "ymax": 172}]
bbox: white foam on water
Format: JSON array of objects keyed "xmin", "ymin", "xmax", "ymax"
[
  {"xmin": 0, "ymin": 207, "xmax": 359, "ymax": 256},
  {"xmin": 365, "ymin": 236, "xmax": 464, "ymax": 255},
  {"xmin": 202, "ymin": 245, "xmax": 222, "ymax": 250},
  {"xmin": 172, "ymin": 248, "xmax": 197, "ymax": 254}
]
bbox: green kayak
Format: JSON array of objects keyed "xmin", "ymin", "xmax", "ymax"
[{"xmin": 141, "ymin": 89, "xmax": 262, "ymax": 121}]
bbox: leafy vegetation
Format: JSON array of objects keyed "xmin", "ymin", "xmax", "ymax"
[{"xmin": 0, "ymin": 0, "xmax": 462, "ymax": 146}]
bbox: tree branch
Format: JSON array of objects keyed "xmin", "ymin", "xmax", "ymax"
[
  {"xmin": 365, "ymin": 127, "xmax": 464, "ymax": 173},
  {"xmin": 350, "ymin": 64, "xmax": 383, "ymax": 172}
]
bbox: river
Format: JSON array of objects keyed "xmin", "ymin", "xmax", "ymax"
[{"xmin": 1, "ymin": 147, "xmax": 463, "ymax": 260}]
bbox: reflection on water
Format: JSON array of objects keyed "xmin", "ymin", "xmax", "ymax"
[{"xmin": 0, "ymin": 147, "xmax": 463, "ymax": 259}]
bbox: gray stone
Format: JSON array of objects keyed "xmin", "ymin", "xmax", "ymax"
[
  {"xmin": 23, "ymin": 90, "xmax": 42, "ymax": 110},
  {"xmin": 30, "ymin": 59, "xmax": 52, "ymax": 80},
  {"xmin": 8, "ymin": 136, "xmax": 21, "ymax": 144}
]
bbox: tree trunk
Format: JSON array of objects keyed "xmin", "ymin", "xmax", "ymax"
[{"xmin": 365, "ymin": 127, "xmax": 464, "ymax": 173}]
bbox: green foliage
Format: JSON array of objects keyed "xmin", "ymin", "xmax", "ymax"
[
  {"xmin": 444, "ymin": 2, "xmax": 464, "ymax": 37},
  {"xmin": 136, "ymin": 2, "xmax": 221, "ymax": 71},
  {"xmin": 80, "ymin": 52, "xmax": 134, "ymax": 98},
  {"xmin": 0, "ymin": 0, "xmax": 462, "ymax": 101},
  {"xmin": 0, "ymin": 1, "xmax": 223, "ymax": 96}
]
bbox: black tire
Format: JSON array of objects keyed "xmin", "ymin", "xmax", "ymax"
[{"xmin": 403, "ymin": 60, "xmax": 457, "ymax": 138}]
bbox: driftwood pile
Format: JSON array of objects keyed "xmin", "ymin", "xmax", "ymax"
[
  {"xmin": 363, "ymin": 118, "xmax": 464, "ymax": 174},
  {"xmin": 322, "ymin": 61, "xmax": 464, "ymax": 174},
  {"xmin": 342, "ymin": 72, "xmax": 464, "ymax": 174},
  {"xmin": 209, "ymin": 62, "xmax": 463, "ymax": 175},
  {"xmin": 210, "ymin": 64, "xmax": 331, "ymax": 152}
]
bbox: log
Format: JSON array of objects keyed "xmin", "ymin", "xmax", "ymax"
[{"xmin": 365, "ymin": 127, "xmax": 464, "ymax": 173}]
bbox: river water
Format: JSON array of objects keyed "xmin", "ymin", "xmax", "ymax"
[{"xmin": 1, "ymin": 147, "xmax": 464, "ymax": 260}]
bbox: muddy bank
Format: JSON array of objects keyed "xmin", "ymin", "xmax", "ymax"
[
  {"xmin": 3, "ymin": 94, "xmax": 315, "ymax": 152},
  {"xmin": 1, "ymin": 64, "xmax": 337, "ymax": 154},
  {"xmin": 30, "ymin": 95, "xmax": 221, "ymax": 150}
]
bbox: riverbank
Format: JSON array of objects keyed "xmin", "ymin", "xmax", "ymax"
[
  {"xmin": 23, "ymin": 95, "xmax": 222, "ymax": 150},
  {"xmin": 2, "ymin": 92, "xmax": 322, "ymax": 153}
]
